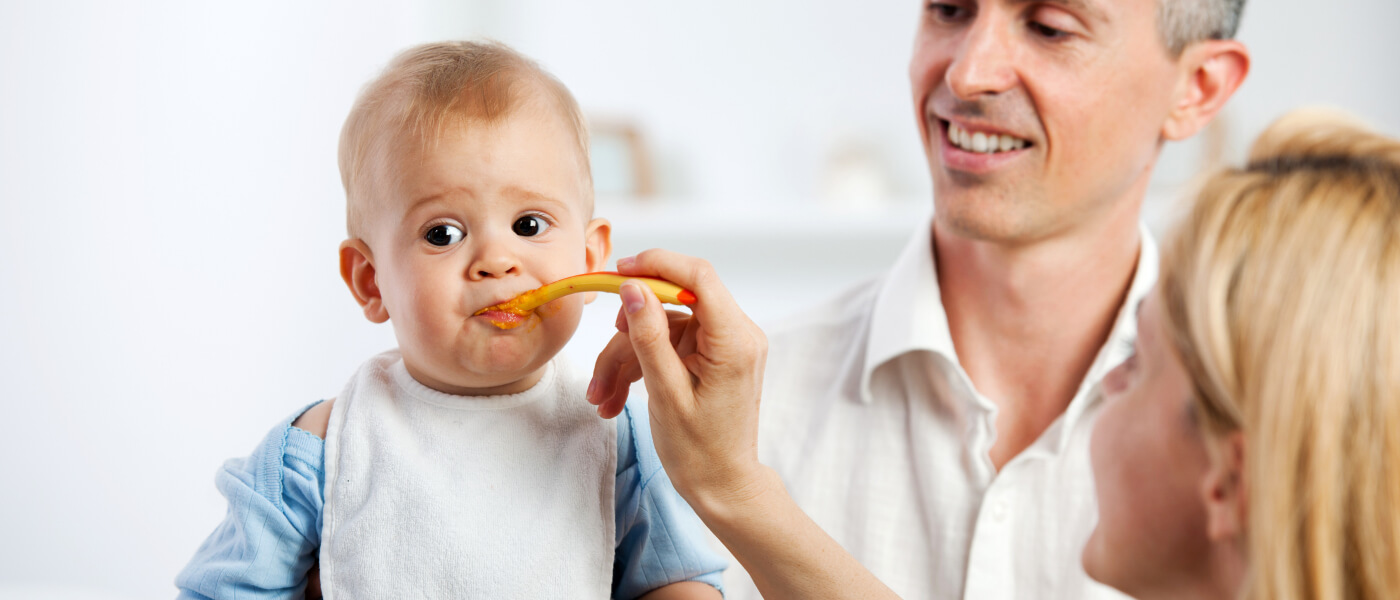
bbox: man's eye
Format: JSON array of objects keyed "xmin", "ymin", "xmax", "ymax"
[
  {"xmin": 425, "ymin": 224, "xmax": 464, "ymax": 247},
  {"xmin": 927, "ymin": 2, "xmax": 968, "ymax": 22},
  {"xmin": 512, "ymin": 215, "xmax": 550, "ymax": 237},
  {"xmin": 1029, "ymin": 21, "xmax": 1068, "ymax": 39}
]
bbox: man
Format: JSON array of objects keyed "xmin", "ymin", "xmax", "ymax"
[{"xmin": 722, "ymin": 0, "xmax": 1249, "ymax": 597}]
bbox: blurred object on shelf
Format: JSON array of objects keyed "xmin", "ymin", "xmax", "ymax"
[
  {"xmin": 588, "ymin": 117, "xmax": 656, "ymax": 200},
  {"xmin": 820, "ymin": 136, "xmax": 892, "ymax": 211}
]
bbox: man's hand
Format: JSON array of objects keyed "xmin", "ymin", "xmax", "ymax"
[
  {"xmin": 587, "ymin": 249, "xmax": 770, "ymax": 513},
  {"xmin": 590, "ymin": 250, "xmax": 900, "ymax": 600}
]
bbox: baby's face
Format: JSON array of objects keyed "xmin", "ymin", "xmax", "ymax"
[{"xmin": 362, "ymin": 108, "xmax": 606, "ymax": 395}]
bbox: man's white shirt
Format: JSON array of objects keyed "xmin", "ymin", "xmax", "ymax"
[{"xmin": 719, "ymin": 220, "xmax": 1154, "ymax": 599}]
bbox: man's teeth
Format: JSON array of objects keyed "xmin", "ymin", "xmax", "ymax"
[{"xmin": 948, "ymin": 122, "xmax": 1028, "ymax": 154}]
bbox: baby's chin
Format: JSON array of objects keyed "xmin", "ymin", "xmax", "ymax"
[
  {"xmin": 419, "ymin": 336, "xmax": 572, "ymax": 395},
  {"xmin": 399, "ymin": 306, "xmax": 582, "ymax": 395},
  {"xmin": 409, "ymin": 353, "xmax": 552, "ymax": 396}
]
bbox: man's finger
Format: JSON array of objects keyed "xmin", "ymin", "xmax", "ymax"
[
  {"xmin": 591, "ymin": 330, "xmax": 639, "ymax": 413},
  {"xmin": 619, "ymin": 280, "xmax": 695, "ymax": 411},
  {"xmin": 596, "ymin": 306, "xmax": 697, "ymax": 418},
  {"xmin": 616, "ymin": 249, "xmax": 746, "ymax": 336},
  {"xmin": 595, "ymin": 334, "xmax": 644, "ymax": 419},
  {"xmin": 596, "ymin": 359, "xmax": 642, "ymax": 419},
  {"xmin": 676, "ymin": 320, "xmax": 700, "ymax": 365},
  {"xmin": 615, "ymin": 304, "xmax": 692, "ymax": 337}
]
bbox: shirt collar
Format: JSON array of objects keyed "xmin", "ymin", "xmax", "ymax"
[
  {"xmin": 1063, "ymin": 224, "xmax": 1158, "ymax": 428},
  {"xmin": 858, "ymin": 220, "xmax": 1158, "ymax": 406},
  {"xmin": 860, "ymin": 220, "xmax": 955, "ymax": 403}
]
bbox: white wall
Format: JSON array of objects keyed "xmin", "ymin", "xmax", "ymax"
[
  {"xmin": 0, "ymin": 2, "xmax": 473, "ymax": 596},
  {"xmin": 1, "ymin": 1, "xmax": 1398, "ymax": 597},
  {"xmin": 495, "ymin": 0, "xmax": 932, "ymax": 208},
  {"xmin": 1230, "ymin": 0, "xmax": 1400, "ymax": 152}
]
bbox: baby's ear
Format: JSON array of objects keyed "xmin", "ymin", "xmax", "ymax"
[
  {"xmin": 582, "ymin": 219, "xmax": 613, "ymax": 305},
  {"xmin": 339, "ymin": 239, "xmax": 389, "ymax": 323}
]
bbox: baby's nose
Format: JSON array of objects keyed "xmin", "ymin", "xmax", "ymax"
[
  {"xmin": 473, "ymin": 263, "xmax": 519, "ymax": 279},
  {"xmin": 468, "ymin": 252, "xmax": 521, "ymax": 280}
]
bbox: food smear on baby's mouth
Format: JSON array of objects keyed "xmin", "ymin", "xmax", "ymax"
[
  {"xmin": 476, "ymin": 290, "xmax": 542, "ymax": 329},
  {"xmin": 480, "ymin": 310, "xmax": 527, "ymax": 330}
]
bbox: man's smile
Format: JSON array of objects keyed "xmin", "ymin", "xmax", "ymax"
[
  {"xmin": 947, "ymin": 121, "xmax": 1030, "ymax": 154},
  {"xmin": 936, "ymin": 118, "xmax": 1035, "ymax": 175}
]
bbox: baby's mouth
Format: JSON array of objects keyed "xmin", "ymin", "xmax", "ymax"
[
  {"xmin": 474, "ymin": 292, "xmax": 540, "ymax": 330},
  {"xmin": 477, "ymin": 309, "xmax": 528, "ymax": 330}
]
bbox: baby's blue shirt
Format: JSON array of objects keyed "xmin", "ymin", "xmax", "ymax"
[{"xmin": 176, "ymin": 399, "xmax": 724, "ymax": 599}]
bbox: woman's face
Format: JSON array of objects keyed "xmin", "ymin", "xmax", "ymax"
[{"xmin": 1082, "ymin": 291, "xmax": 1220, "ymax": 596}]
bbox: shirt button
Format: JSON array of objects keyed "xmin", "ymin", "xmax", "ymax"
[{"xmin": 990, "ymin": 500, "xmax": 1008, "ymax": 522}]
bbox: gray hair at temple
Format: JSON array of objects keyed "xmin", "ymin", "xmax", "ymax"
[{"xmin": 1159, "ymin": 0, "xmax": 1247, "ymax": 56}]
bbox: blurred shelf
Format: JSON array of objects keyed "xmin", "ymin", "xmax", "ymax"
[
  {"xmin": 596, "ymin": 198, "xmax": 932, "ymax": 256},
  {"xmin": 599, "ymin": 197, "xmax": 928, "ymax": 232},
  {"xmin": 589, "ymin": 199, "xmax": 929, "ymax": 305}
]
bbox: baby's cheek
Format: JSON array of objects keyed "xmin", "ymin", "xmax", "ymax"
[
  {"xmin": 533, "ymin": 293, "xmax": 586, "ymax": 320},
  {"xmin": 535, "ymin": 296, "xmax": 585, "ymax": 343},
  {"xmin": 534, "ymin": 301, "xmax": 567, "ymax": 319}
]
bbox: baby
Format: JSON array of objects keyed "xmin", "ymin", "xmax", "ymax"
[{"xmin": 176, "ymin": 41, "xmax": 725, "ymax": 599}]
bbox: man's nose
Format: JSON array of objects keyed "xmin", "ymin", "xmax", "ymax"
[
  {"xmin": 466, "ymin": 236, "xmax": 522, "ymax": 280},
  {"xmin": 946, "ymin": 15, "xmax": 1018, "ymax": 100}
]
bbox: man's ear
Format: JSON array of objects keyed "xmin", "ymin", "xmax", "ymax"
[
  {"xmin": 1162, "ymin": 40, "xmax": 1251, "ymax": 141},
  {"xmin": 339, "ymin": 239, "xmax": 389, "ymax": 323},
  {"xmin": 1201, "ymin": 431, "xmax": 1247, "ymax": 542},
  {"xmin": 581, "ymin": 218, "xmax": 613, "ymax": 305}
]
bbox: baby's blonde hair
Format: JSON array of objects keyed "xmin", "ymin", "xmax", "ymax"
[
  {"xmin": 337, "ymin": 41, "xmax": 591, "ymax": 238},
  {"xmin": 1160, "ymin": 108, "xmax": 1400, "ymax": 599}
]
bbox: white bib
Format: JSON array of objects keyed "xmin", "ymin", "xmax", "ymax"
[{"xmin": 320, "ymin": 350, "xmax": 615, "ymax": 599}]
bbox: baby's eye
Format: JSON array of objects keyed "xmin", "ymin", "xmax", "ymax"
[
  {"xmin": 512, "ymin": 215, "xmax": 550, "ymax": 237},
  {"xmin": 425, "ymin": 224, "xmax": 464, "ymax": 247}
]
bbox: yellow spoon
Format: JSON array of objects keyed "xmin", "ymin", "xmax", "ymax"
[{"xmin": 474, "ymin": 272, "xmax": 697, "ymax": 329}]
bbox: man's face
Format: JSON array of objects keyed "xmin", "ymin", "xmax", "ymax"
[{"xmin": 911, "ymin": 0, "xmax": 1182, "ymax": 242}]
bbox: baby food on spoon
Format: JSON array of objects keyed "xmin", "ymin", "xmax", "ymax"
[{"xmin": 476, "ymin": 272, "xmax": 697, "ymax": 330}]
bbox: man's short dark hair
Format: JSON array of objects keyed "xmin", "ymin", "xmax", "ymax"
[{"xmin": 1159, "ymin": 0, "xmax": 1247, "ymax": 55}]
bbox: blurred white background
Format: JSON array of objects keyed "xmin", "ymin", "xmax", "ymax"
[{"xmin": 2, "ymin": 0, "xmax": 1398, "ymax": 597}]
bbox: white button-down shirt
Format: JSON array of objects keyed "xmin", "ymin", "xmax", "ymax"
[{"xmin": 721, "ymin": 221, "xmax": 1155, "ymax": 599}]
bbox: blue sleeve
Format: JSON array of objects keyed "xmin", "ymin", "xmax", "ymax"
[
  {"xmin": 613, "ymin": 399, "xmax": 727, "ymax": 599},
  {"xmin": 176, "ymin": 402, "xmax": 326, "ymax": 600}
]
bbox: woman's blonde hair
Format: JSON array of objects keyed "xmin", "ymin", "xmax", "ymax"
[{"xmin": 1159, "ymin": 108, "xmax": 1400, "ymax": 599}]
